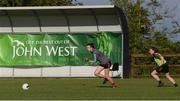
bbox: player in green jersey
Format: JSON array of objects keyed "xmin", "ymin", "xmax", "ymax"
[{"xmin": 148, "ymin": 47, "xmax": 178, "ymax": 87}]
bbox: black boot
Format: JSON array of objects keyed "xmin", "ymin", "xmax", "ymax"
[
  {"xmin": 157, "ymin": 81, "xmax": 164, "ymax": 87},
  {"xmin": 102, "ymin": 78, "xmax": 108, "ymax": 84},
  {"xmin": 174, "ymin": 83, "xmax": 178, "ymax": 87}
]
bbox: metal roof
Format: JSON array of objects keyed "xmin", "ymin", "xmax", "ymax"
[
  {"xmin": 0, "ymin": 5, "xmax": 114, "ymax": 10},
  {"xmin": 0, "ymin": 5, "xmax": 122, "ymax": 33}
]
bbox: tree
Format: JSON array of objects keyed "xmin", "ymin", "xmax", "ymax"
[
  {"xmin": 22, "ymin": 0, "xmax": 73, "ymax": 6},
  {"xmin": 141, "ymin": 0, "xmax": 179, "ymax": 53},
  {"xmin": 146, "ymin": 0, "xmax": 179, "ymax": 34},
  {"xmin": 0, "ymin": 0, "xmax": 75, "ymax": 6},
  {"xmin": 111, "ymin": 0, "xmax": 179, "ymax": 54},
  {"xmin": 112, "ymin": 0, "xmax": 149, "ymax": 54},
  {"xmin": 0, "ymin": 0, "xmax": 23, "ymax": 6},
  {"xmin": 112, "ymin": 0, "xmax": 180, "ymax": 77}
]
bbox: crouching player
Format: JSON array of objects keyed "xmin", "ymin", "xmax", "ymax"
[
  {"xmin": 148, "ymin": 47, "xmax": 178, "ymax": 87},
  {"xmin": 85, "ymin": 43, "xmax": 117, "ymax": 88}
]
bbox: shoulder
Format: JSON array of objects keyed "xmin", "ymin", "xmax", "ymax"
[
  {"xmin": 93, "ymin": 49, "xmax": 102, "ymax": 55},
  {"xmin": 93, "ymin": 49, "xmax": 98, "ymax": 53},
  {"xmin": 93, "ymin": 49, "xmax": 98, "ymax": 54},
  {"xmin": 153, "ymin": 53, "xmax": 163, "ymax": 58}
]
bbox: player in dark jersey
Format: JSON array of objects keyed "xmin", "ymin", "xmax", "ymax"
[
  {"xmin": 85, "ymin": 43, "xmax": 117, "ymax": 88},
  {"xmin": 148, "ymin": 47, "xmax": 178, "ymax": 87}
]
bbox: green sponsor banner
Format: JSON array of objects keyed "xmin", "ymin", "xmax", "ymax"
[{"xmin": 0, "ymin": 32, "xmax": 122, "ymax": 67}]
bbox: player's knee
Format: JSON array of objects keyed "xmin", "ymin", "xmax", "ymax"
[
  {"xmin": 151, "ymin": 72, "xmax": 153, "ymax": 76},
  {"xmin": 105, "ymin": 76, "xmax": 110, "ymax": 79},
  {"xmin": 105, "ymin": 75, "xmax": 110, "ymax": 79},
  {"xmin": 151, "ymin": 72, "xmax": 155, "ymax": 76},
  {"xmin": 165, "ymin": 73, "xmax": 169, "ymax": 78},
  {"xmin": 94, "ymin": 72, "xmax": 99, "ymax": 77}
]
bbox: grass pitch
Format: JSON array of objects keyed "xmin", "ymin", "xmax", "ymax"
[{"xmin": 0, "ymin": 78, "xmax": 179, "ymax": 100}]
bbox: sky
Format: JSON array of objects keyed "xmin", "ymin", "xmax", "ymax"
[
  {"xmin": 163, "ymin": 0, "xmax": 180, "ymax": 42},
  {"xmin": 76, "ymin": 0, "xmax": 180, "ymax": 42}
]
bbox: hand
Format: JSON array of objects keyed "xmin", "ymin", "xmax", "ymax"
[{"xmin": 84, "ymin": 57, "xmax": 89, "ymax": 61}]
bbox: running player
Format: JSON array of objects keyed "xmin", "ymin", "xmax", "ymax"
[
  {"xmin": 148, "ymin": 47, "xmax": 178, "ymax": 87},
  {"xmin": 85, "ymin": 43, "xmax": 117, "ymax": 88}
]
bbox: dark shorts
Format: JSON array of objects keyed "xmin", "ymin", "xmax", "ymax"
[
  {"xmin": 156, "ymin": 63, "xmax": 169, "ymax": 74},
  {"xmin": 99, "ymin": 61, "xmax": 111, "ymax": 69}
]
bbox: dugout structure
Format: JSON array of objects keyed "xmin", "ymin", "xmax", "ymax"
[{"xmin": 0, "ymin": 5, "xmax": 129, "ymax": 78}]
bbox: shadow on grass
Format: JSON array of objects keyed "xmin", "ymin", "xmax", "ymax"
[
  {"xmin": 157, "ymin": 85, "xmax": 174, "ymax": 87},
  {"xmin": 96, "ymin": 85, "xmax": 112, "ymax": 88}
]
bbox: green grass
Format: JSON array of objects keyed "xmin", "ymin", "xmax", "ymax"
[{"xmin": 0, "ymin": 78, "xmax": 180, "ymax": 100}]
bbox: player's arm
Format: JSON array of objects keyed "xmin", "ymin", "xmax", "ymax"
[
  {"xmin": 84, "ymin": 53, "xmax": 97, "ymax": 63},
  {"xmin": 89, "ymin": 54, "xmax": 97, "ymax": 63},
  {"xmin": 154, "ymin": 53, "xmax": 166, "ymax": 64}
]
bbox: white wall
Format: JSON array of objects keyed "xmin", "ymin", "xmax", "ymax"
[{"xmin": 0, "ymin": 66, "xmax": 123, "ymax": 78}]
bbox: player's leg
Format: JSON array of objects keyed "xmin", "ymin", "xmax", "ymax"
[
  {"xmin": 101, "ymin": 62, "xmax": 111, "ymax": 84},
  {"xmin": 104, "ymin": 68, "xmax": 113, "ymax": 84},
  {"xmin": 165, "ymin": 73, "xmax": 178, "ymax": 87},
  {"xmin": 151, "ymin": 70, "xmax": 164, "ymax": 87},
  {"xmin": 94, "ymin": 66, "xmax": 105, "ymax": 78},
  {"xmin": 162, "ymin": 63, "xmax": 178, "ymax": 87},
  {"xmin": 104, "ymin": 68, "xmax": 117, "ymax": 88},
  {"xmin": 151, "ymin": 70, "xmax": 160, "ymax": 81}
]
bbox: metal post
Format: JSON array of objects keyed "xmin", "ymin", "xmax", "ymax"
[
  {"xmin": 90, "ymin": 9, "xmax": 100, "ymax": 32},
  {"xmin": 33, "ymin": 10, "xmax": 42, "ymax": 32},
  {"xmin": 4, "ymin": 10, "xmax": 14, "ymax": 33}
]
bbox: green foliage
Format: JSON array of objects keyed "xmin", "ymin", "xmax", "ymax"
[
  {"xmin": 0, "ymin": 0, "xmax": 23, "ymax": 6},
  {"xmin": 112, "ymin": 0, "xmax": 142, "ymax": 54},
  {"xmin": 112, "ymin": 0, "xmax": 179, "ymax": 54},
  {"xmin": 174, "ymin": 42, "xmax": 180, "ymax": 52},
  {"xmin": 112, "ymin": 0, "xmax": 180, "ymax": 77},
  {"xmin": 23, "ymin": 0, "xmax": 73, "ymax": 6},
  {"xmin": 0, "ymin": 0, "xmax": 74, "ymax": 6}
]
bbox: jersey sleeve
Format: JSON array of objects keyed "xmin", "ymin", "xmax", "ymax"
[{"xmin": 89, "ymin": 53, "xmax": 97, "ymax": 63}]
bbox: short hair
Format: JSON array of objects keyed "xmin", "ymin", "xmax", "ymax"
[
  {"xmin": 149, "ymin": 47, "xmax": 158, "ymax": 52},
  {"xmin": 86, "ymin": 43, "xmax": 94, "ymax": 48}
]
